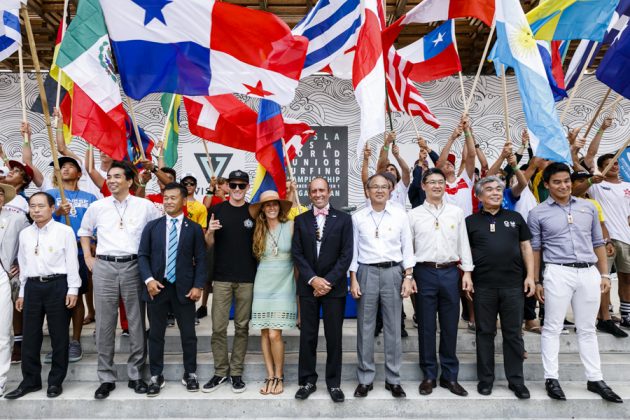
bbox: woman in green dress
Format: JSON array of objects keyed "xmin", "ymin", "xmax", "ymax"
[{"xmin": 249, "ymin": 190, "xmax": 297, "ymax": 395}]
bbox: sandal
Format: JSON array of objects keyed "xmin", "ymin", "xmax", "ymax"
[
  {"xmin": 83, "ymin": 316, "xmax": 95, "ymax": 325},
  {"xmin": 270, "ymin": 377, "xmax": 284, "ymax": 395},
  {"xmin": 523, "ymin": 325, "xmax": 542, "ymax": 334},
  {"xmin": 260, "ymin": 377, "xmax": 274, "ymax": 395}
]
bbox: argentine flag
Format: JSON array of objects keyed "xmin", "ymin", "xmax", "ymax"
[{"xmin": 489, "ymin": 0, "xmax": 571, "ymax": 165}]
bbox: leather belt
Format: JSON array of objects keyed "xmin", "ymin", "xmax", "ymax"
[
  {"xmin": 27, "ymin": 274, "xmax": 67, "ymax": 283},
  {"xmin": 420, "ymin": 261, "xmax": 458, "ymax": 269},
  {"xmin": 552, "ymin": 262, "xmax": 594, "ymax": 269},
  {"xmin": 97, "ymin": 255, "xmax": 138, "ymax": 263},
  {"xmin": 365, "ymin": 261, "xmax": 400, "ymax": 268}
]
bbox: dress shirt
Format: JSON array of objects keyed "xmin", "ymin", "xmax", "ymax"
[
  {"xmin": 408, "ymin": 200, "xmax": 474, "ymax": 272},
  {"xmin": 145, "ymin": 213, "xmax": 184, "ymax": 285},
  {"xmin": 314, "ymin": 203, "xmax": 330, "ymax": 257},
  {"xmin": 17, "ymin": 219, "xmax": 81, "ymax": 297},
  {"xmin": 350, "ymin": 202, "xmax": 415, "ymax": 272},
  {"xmin": 527, "ymin": 196, "xmax": 603, "ymax": 264},
  {"xmin": 78, "ymin": 194, "xmax": 161, "ymax": 256}
]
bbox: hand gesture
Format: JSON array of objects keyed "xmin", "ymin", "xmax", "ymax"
[
  {"xmin": 363, "ymin": 144, "xmax": 371, "ymax": 160},
  {"xmin": 392, "ymin": 144, "xmax": 400, "ymax": 157},
  {"xmin": 207, "ymin": 213, "xmax": 222, "ymax": 231},
  {"xmin": 601, "ymin": 116, "xmax": 612, "ymax": 130},
  {"xmin": 384, "ymin": 131, "xmax": 396, "ymax": 146}
]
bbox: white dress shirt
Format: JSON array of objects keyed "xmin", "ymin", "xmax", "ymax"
[
  {"xmin": 314, "ymin": 203, "xmax": 330, "ymax": 257},
  {"xmin": 78, "ymin": 194, "xmax": 161, "ymax": 256},
  {"xmin": 145, "ymin": 213, "xmax": 184, "ymax": 284},
  {"xmin": 408, "ymin": 200, "xmax": 474, "ymax": 272},
  {"xmin": 350, "ymin": 202, "xmax": 415, "ymax": 272},
  {"xmin": 17, "ymin": 219, "xmax": 81, "ymax": 297}
]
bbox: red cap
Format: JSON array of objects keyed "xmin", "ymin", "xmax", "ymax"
[
  {"xmin": 8, "ymin": 160, "xmax": 34, "ymax": 184},
  {"xmin": 447, "ymin": 154, "xmax": 456, "ymax": 166}
]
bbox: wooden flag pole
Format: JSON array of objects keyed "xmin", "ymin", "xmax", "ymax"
[
  {"xmin": 451, "ymin": 28, "xmax": 467, "ymax": 108},
  {"xmin": 53, "ymin": 0, "xmax": 70, "ymax": 130},
  {"xmin": 87, "ymin": 145, "xmax": 94, "ymax": 173},
  {"xmin": 583, "ymin": 87, "xmax": 612, "ymax": 139},
  {"xmin": 17, "ymin": 44, "xmax": 29, "ymax": 144},
  {"xmin": 281, "ymin": 137, "xmax": 303, "ymax": 212},
  {"xmin": 501, "ymin": 65, "xmax": 510, "ymax": 144},
  {"xmin": 201, "ymin": 139, "xmax": 216, "ymax": 177},
  {"xmin": 604, "ymin": 94, "xmax": 622, "ymax": 117},
  {"xmin": 560, "ymin": 42, "xmax": 598, "ymax": 123},
  {"xmin": 601, "ymin": 137, "xmax": 630, "ymax": 176},
  {"xmin": 410, "ymin": 115, "xmax": 421, "ymax": 139},
  {"xmin": 21, "ymin": 6, "xmax": 70, "ymax": 226},
  {"xmin": 125, "ymin": 96, "xmax": 146, "ymax": 160},
  {"xmin": 465, "ymin": 19, "xmax": 496, "ymax": 114}
]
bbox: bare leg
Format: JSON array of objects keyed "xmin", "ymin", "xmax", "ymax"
[
  {"xmin": 259, "ymin": 329, "xmax": 274, "ymax": 394},
  {"xmin": 269, "ymin": 329, "xmax": 285, "ymax": 394},
  {"xmin": 599, "ymin": 290, "xmax": 612, "ymax": 321}
]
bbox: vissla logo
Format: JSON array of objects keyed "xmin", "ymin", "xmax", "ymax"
[{"xmin": 194, "ymin": 153, "xmax": 233, "ymax": 182}]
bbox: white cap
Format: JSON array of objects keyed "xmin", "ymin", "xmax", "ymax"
[
  {"xmin": 0, "ymin": 166, "xmax": 9, "ymax": 177},
  {"xmin": 180, "ymin": 172, "xmax": 197, "ymax": 183}
]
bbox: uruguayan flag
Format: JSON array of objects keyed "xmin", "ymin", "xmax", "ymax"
[
  {"xmin": 0, "ymin": 5, "xmax": 22, "ymax": 62},
  {"xmin": 292, "ymin": 0, "xmax": 361, "ymax": 77}
]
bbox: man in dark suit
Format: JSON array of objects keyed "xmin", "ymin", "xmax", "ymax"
[
  {"xmin": 292, "ymin": 177, "xmax": 353, "ymax": 403},
  {"xmin": 138, "ymin": 183, "xmax": 207, "ymax": 397}
]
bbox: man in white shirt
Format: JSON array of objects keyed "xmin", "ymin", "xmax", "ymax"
[
  {"xmin": 350, "ymin": 174, "xmax": 415, "ymax": 399},
  {"xmin": 408, "ymin": 168, "xmax": 474, "ymax": 397},
  {"xmin": 4, "ymin": 192, "xmax": 80, "ymax": 400},
  {"xmin": 78, "ymin": 161, "xmax": 160, "ymax": 400}
]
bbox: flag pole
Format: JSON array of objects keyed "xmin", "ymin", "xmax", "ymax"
[
  {"xmin": 465, "ymin": 19, "xmax": 496, "ymax": 114},
  {"xmin": 604, "ymin": 94, "xmax": 622, "ymax": 117},
  {"xmin": 17, "ymin": 44, "xmax": 29, "ymax": 144},
  {"xmin": 409, "ymin": 115, "xmax": 421, "ymax": 139},
  {"xmin": 281, "ymin": 137, "xmax": 303, "ymax": 212},
  {"xmin": 450, "ymin": 26, "xmax": 467, "ymax": 108},
  {"xmin": 601, "ymin": 137, "xmax": 630, "ymax": 176},
  {"xmin": 385, "ymin": 84, "xmax": 394, "ymax": 132},
  {"xmin": 158, "ymin": 94, "xmax": 177, "ymax": 156},
  {"xmin": 583, "ymin": 87, "xmax": 612, "ymax": 139},
  {"xmin": 21, "ymin": 6, "xmax": 70, "ymax": 226},
  {"xmin": 501, "ymin": 65, "xmax": 510, "ymax": 144},
  {"xmin": 53, "ymin": 0, "xmax": 70, "ymax": 131},
  {"xmin": 560, "ymin": 42, "xmax": 598, "ymax": 123},
  {"xmin": 125, "ymin": 96, "xmax": 146, "ymax": 160},
  {"xmin": 201, "ymin": 139, "xmax": 216, "ymax": 177}
]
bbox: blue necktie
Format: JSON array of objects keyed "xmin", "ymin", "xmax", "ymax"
[{"xmin": 166, "ymin": 218, "xmax": 178, "ymax": 283}]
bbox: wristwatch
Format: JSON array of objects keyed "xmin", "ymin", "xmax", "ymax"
[{"xmin": 404, "ymin": 274, "xmax": 413, "ymax": 280}]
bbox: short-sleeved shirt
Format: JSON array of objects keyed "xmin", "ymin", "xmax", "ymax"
[
  {"xmin": 444, "ymin": 170, "xmax": 474, "ymax": 216},
  {"xmin": 466, "ymin": 208, "xmax": 532, "ymax": 288},
  {"xmin": 586, "ymin": 198, "xmax": 605, "ymax": 223},
  {"xmin": 186, "ymin": 199, "xmax": 208, "ymax": 228},
  {"xmin": 209, "ymin": 201, "xmax": 257, "ymax": 283},
  {"xmin": 588, "ymin": 181, "xmax": 630, "ymax": 245},
  {"xmin": 47, "ymin": 188, "xmax": 97, "ymax": 254}
]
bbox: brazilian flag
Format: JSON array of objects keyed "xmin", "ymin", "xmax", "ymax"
[{"xmin": 160, "ymin": 93, "xmax": 181, "ymax": 168}]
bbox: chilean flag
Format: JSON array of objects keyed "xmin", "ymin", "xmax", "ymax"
[
  {"xmin": 398, "ymin": 20, "xmax": 462, "ymax": 83},
  {"xmin": 100, "ymin": 0, "xmax": 308, "ymax": 105}
]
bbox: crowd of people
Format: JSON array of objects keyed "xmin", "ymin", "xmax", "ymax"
[{"xmin": 0, "ymin": 111, "xmax": 628, "ymax": 406}]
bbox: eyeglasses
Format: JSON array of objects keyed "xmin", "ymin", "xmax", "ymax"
[
  {"xmin": 368, "ymin": 184, "xmax": 390, "ymax": 191},
  {"xmin": 182, "ymin": 181, "xmax": 196, "ymax": 187},
  {"xmin": 229, "ymin": 182, "xmax": 247, "ymax": 190},
  {"xmin": 424, "ymin": 180, "xmax": 445, "ymax": 186}
]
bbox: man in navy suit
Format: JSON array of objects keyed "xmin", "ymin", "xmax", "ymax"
[
  {"xmin": 138, "ymin": 183, "xmax": 207, "ymax": 397},
  {"xmin": 292, "ymin": 177, "xmax": 353, "ymax": 403}
]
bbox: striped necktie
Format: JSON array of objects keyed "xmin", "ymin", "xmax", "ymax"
[{"xmin": 166, "ymin": 218, "xmax": 178, "ymax": 283}]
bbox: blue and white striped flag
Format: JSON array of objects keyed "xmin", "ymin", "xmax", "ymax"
[
  {"xmin": 0, "ymin": 1, "xmax": 24, "ymax": 62},
  {"xmin": 292, "ymin": 0, "xmax": 361, "ymax": 77}
]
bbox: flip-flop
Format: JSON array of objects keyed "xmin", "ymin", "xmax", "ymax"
[{"xmin": 83, "ymin": 316, "xmax": 95, "ymax": 325}]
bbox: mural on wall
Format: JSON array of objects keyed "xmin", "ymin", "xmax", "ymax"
[{"xmin": 1, "ymin": 73, "xmax": 628, "ymax": 208}]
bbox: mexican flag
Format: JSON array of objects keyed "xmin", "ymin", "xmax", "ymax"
[{"xmin": 51, "ymin": 0, "xmax": 127, "ymax": 159}]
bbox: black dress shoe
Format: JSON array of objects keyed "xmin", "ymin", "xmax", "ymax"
[
  {"xmin": 477, "ymin": 381, "xmax": 493, "ymax": 396},
  {"xmin": 94, "ymin": 382, "xmax": 116, "ymax": 400},
  {"xmin": 47, "ymin": 385, "xmax": 63, "ymax": 398},
  {"xmin": 419, "ymin": 379, "xmax": 436, "ymax": 395},
  {"xmin": 128, "ymin": 379, "xmax": 148, "ymax": 394},
  {"xmin": 508, "ymin": 383, "xmax": 530, "ymax": 399},
  {"xmin": 401, "ymin": 327, "xmax": 409, "ymax": 338},
  {"xmin": 597, "ymin": 319, "xmax": 629, "ymax": 338},
  {"xmin": 385, "ymin": 382, "xmax": 406, "ymax": 398},
  {"xmin": 147, "ymin": 375, "xmax": 165, "ymax": 397},
  {"xmin": 4, "ymin": 385, "xmax": 42, "ymax": 399},
  {"xmin": 353, "ymin": 383, "xmax": 373, "ymax": 398},
  {"xmin": 328, "ymin": 387, "xmax": 345, "ymax": 402},
  {"xmin": 545, "ymin": 379, "xmax": 566, "ymax": 400},
  {"xmin": 587, "ymin": 380, "xmax": 623, "ymax": 403},
  {"xmin": 295, "ymin": 383, "xmax": 316, "ymax": 400},
  {"xmin": 439, "ymin": 377, "xmax": 468, "ymax": 396}
]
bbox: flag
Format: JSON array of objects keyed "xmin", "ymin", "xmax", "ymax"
[
  {"xmin": 488, "ymin": 0, "xmax": 571, "ymax": 164},
  {"xmin": 0, "ymin": 7, "xmax": 21, "ymax": 62},
  {"xmin": 124, "ymin": 116, "xmax": 154, "ymax": 166},
  {"xmin": 100, "ymin": 0, "xmax": 308, "ymax": 105},
  {"xmin": 160, "ymin": 93, "xmax": 181, "ymax": 168},
  {"xmin": 353, "ymin": 0, "xmax": 386, "ymax": 155},
  {"xmin": 383, "ymin": 0, "xmax": 495, "ymax": 50},
  {"xmin": 619, "ymin": 146, "xmax": 630, "ymax": 182},
  {"xmin": 398, "ymin": 20, "xmax": 462, "ymax": 83},
  {"xmin": 536, "ymin": 41, "xmax": 567, "ymax": 102},
  {"xmin": 292, "ymin": 0, "xmax": 361, "ymax": 77},
  {"xmin": 36, "ymin": 22, "xmax": 68, "ymax": 117},
  {"xmin": 527, "ymin": 0, "xmax": 620, "ymax": 41},
  {"xmin": 53, "ymin": 0, "xmax": 127, "ymax": 157},
  {"xmin": 385, "ymin": 48, "xmax": 440, "ymax": 128},
  {"xmin": 596, "ymin": 16, "xmax": 630, "ymax": 99}
]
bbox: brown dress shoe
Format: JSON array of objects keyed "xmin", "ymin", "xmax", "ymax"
[
  {"xmin": 419, "ymin": 379, "xmax": 436, "ymax": 395},
  {"xmin": 353, "ymin": 383, "xmax": 372, "ymax": 398},
  {"xmin": 439, "ymin": 377, "xmax": 468, "ymax": 396}
]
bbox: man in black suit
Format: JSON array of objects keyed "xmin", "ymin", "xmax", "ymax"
[
  {"xmin": 138, "ymin": 183, "xmax": 207, "ymax": 397},
  {"xmin": 292, "ymin": 177, "xmax": 353, "ymax": 402}
]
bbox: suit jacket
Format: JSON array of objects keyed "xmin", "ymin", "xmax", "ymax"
[
  {"xmin": 0, "ymin": 209, "xmax": 29, "ymax": 276},
  {"xmin": 138, "ymin": 215, "xmax": 207, "ymax": 304},
  {"xmin": 291, "ymin": 206, "xmax": 353, "ymax": 298}
]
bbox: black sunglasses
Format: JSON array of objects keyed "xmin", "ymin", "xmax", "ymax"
[
  {"xmin": 229, "ymin": 182, "xmax": 247, "ymax": 190},
  {"xmin": 182, "ymin": 181, "xmax": 196, "ymax": 186}
]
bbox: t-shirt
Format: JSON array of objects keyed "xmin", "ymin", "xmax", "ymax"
[
  {"xmin": 40, "ymin": 161, "xmax": 105, "ymax": 199},
  {"xmin": 515, "ymin": 187, "xmax": 537, "ymax": 222},
  {"xmin": 210, "ymin": 201, "xmax": 257, "ymax": 283},
  {"xmin": 589, "ymin": 181, "xmax": 630, "ymax": 245},
  {"xmin": 532, "ymin": 171, "xmax": 549, "ymax": 203},
  {"xmin": 187, "ymin": 199, "xmax": 208, "ymax": 228},
  {"xmin": 587, "ymin": 198, "xmax": 605, "ymax": 223},
  {"xmin": 47, "ymin": 188, "xmax": 97, "ymax": 254},
  {"xmin": 466, "ymin": 208, "xmax": 532, "ymax": 288},
  {"xmin": 390, "ymin": 181, "xmax": 409, "ymax": 209},
  {"xmin": 444, "ymin": 170, "xmax": 474, "ymax": 216},
  {"xmin": 3, "ymin": 194, "xmax": 28, "ymax": 215},
  {"xmin": 287, "ymin": 205, "xmax": 309, "ymax": 221}
]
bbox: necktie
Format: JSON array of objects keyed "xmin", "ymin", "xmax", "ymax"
[
  {"xmin": 314, "ymin": 207, "xmax": 329, "ymax": 217},
  {"xmin": 166, "ymin": 218, "xmax": 178, "ymax": 283}
]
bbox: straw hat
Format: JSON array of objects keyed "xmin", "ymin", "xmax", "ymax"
[
  {"xmin": 249, "ymin": 190, "xmax": 292, "ymax": 219},
  {"xmin": 0, "ymin": 183, "xmax": 17, "ymax": 204}
]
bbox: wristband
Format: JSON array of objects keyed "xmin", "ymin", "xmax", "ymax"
[
  {"xmin": 601, "ymin": 274, "xmax": 611, "ymax": 279},
  {"xmin": 383, "ymin": 145, "xmax": 390, "ymax": 151},
  {"xmin": 465, "ymin": 132, "xmax": 472, "ymax": 138},
  {"xmin": 138, "ymin": 181, "xmax": 146, "ymax": 188},
  {"xmin": 511, "ymin": 165, "xmax": 519, "ymax": 171},
  {"xmin": 598, "ymin": 128, "xmax": 604, "ymax": 134},
  {"xmin": 587, "ymin": 178, "xmax": 593, "ymax": 186}
]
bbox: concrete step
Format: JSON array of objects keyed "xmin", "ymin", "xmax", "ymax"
[
  {"xmin": 9, "ymin": 352, "xmax": 630, "ymax": 383},
  {"xmin": 2, "ymin": 380, "xmax": 628, "ymax": 419}
]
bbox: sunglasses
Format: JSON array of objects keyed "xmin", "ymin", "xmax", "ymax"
[
  {"xmin": 182, "ymin": 181, "xmax": 196, "ymax": 187},
  {"xmin": 229, "ymin": 182, "xmax": 247, "ymax": 190}
]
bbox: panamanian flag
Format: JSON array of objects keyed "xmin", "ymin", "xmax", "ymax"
[{"xmin": 99, "ymin": 0, "xmax": 308, "ymax": 105}]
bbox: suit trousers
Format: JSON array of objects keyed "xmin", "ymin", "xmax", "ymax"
[
  {"xmin": 356, "ymin": 264, "xmax": 403, "ymax": 385},
  {"xmin": 414, "ymin": 264, "xmax": 460, "ymax": 381},
  {"xmin": 93, "ymin": 259, "xmax": 146, "ymax": 383},
  {"xmin": 298, "ymin": 294, "xmax": 345, "ymax": 388},
  {"xmin": 21, "ymin": 277, "xmax": 70, "ymax": 388},
  {"xmin": 0, "ymin": 270, "xmax": 12, "ymax": 389},
  {"xmin": 473, "ymin": 286, "xmax": 525, "ymax": 385},
  {"xmin": 541, "ymin": 264, "xmax": 603, "ymax": 381},
  {"xmin": 147, "ymin": 282, "xmax": 197, "ymax": 376},
  {"xmin": 211, "ymin": 281, "xmax": 253, "ymax": 377}
]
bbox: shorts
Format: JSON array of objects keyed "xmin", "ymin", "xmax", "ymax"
[{"xmin": 608, "ymin": 239, "xmax": 630, "ymax": 274}]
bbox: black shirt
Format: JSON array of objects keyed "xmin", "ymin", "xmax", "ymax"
[
  {"xmin": 465, "ymin": 208, "xmax": 532, "ymax": 288},
  {"xmin": 209, "ymin": 201, "xmax": 257, "ymax": 283}
]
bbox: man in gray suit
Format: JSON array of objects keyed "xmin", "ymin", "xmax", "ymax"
[{"xmin": 0, "ymin": 184, "xmax": 29, "ymax": 396}]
